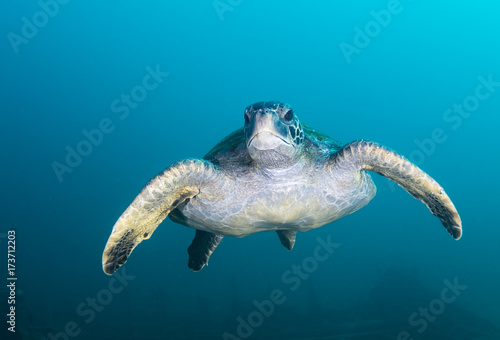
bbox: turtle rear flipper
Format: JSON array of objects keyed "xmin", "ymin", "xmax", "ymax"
[
  {"xmin": 187, "ymin": 230, "xmax": 224, "ymax": 271},
  {"xmin": 332, "ymin": 140, "xmax": 462, "ymax": 239},
  {"xmin": 276, "ymin": 230, "xmax": 297, "ymax": 250}
]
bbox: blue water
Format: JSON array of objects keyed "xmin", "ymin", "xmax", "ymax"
[{"xmin": 2, "ymin": 1, "xmax": 500, "ymax": 339}]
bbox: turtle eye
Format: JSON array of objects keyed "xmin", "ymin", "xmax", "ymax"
[
  {"xmin": 244, "ymin": 113, "xmax": 250, "ymax": 125},
  {"xmin": 284, "ymin": 110, "xmax": 294, "ymax": 122}
]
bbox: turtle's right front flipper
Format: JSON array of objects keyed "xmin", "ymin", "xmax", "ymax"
[
  {"xmin": 102, "ymin": 159, "xmax": 218, "ymax": 275},
  {"xmin": 331, "ymin": 141, "xmax": 462, "ymax": 239}
]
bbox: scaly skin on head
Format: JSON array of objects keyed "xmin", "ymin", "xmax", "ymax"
[{"xmin": 244, "ymin": 101, "xmax": 305, "ymax": 168}]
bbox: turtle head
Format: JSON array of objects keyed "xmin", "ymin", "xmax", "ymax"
[{"xmin": 244, "ymin": 101, "xmax": 304, "ymax": 168}]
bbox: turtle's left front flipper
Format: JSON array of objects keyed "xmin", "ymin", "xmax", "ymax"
[
  {"xmin": 331, "ymin": 141, "xmax": 462, "ymax": 239},
  {"xmin": 102, "ymin": 159, "xmax": 218, "ymax": 275}
]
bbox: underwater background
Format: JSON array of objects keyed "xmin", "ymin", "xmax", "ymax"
[{"xmin": 2, "ymin": 1, "xmax": 500, "ymax": 339}]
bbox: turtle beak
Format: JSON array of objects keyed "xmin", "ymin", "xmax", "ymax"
[
  {"xmin": 248, "ymin": 132, "xmax": 290, "ymax": 150},
  {"xmin": 246, "ymin": 110, "xmax": 289, "ymax": 150}
]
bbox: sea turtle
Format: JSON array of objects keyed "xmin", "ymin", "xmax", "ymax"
[{"xmin": 102, "ymin": 101, "xmax": 462, "ymax": 275}]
